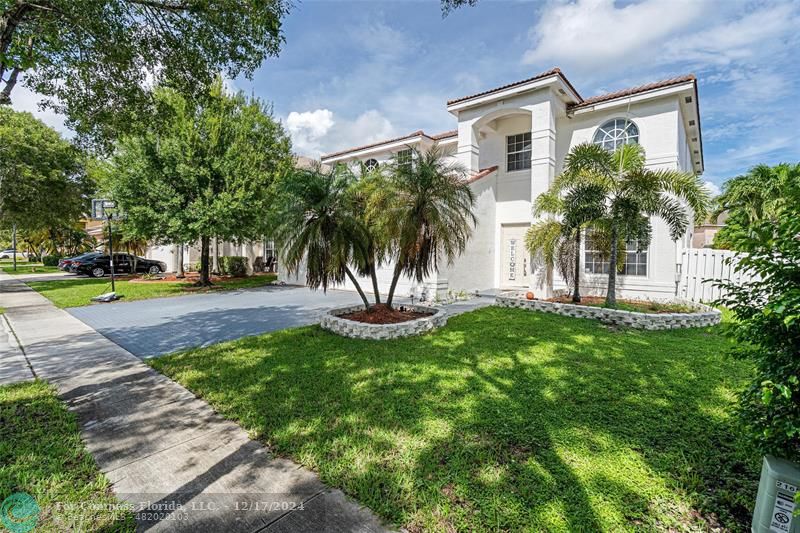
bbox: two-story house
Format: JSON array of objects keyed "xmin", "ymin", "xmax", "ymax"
[{"xmin": 296, "ymin": 68, "xmax": 704, "ymax": 301}]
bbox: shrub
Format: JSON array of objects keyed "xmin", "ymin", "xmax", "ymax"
[
  {"xmin": 220, "ymin": 256, "xmax": 248, "ymax": 277},
  {"xmin": 716, "ymin": 178, "xmax": 800, "ymax": 462},
  {"xmin": 42, "ymin": 255, "xmax": 62, "ymax": 266}
]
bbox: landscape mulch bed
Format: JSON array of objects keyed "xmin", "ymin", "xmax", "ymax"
[{"xmin": 340, "ymin": 304, "xmax": 433, "ymax": 324}]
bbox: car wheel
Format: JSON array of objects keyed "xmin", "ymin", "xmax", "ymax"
[
  {"xmin": 148, "ymin": 265, "xmax": 161, "ymax": 274},
  {"xmin": 91, "ymin": 267, "xmax": 106, "ymax": 278}
]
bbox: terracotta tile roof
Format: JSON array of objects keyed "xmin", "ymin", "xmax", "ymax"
[
  {"xmin": 321, "ymin": 129, "xmax": 456, "ymax": 160},
  {"xmin": 321, "ymin": 130, "xmax": 430, "ymax": 160},
  {"xmin": 568, "ymin": 74, "xmax": 696, "ymax": 110},
  {"xmin": 431, "ymin": 129, "xmax": 457, "ymax": 140},
  {"xmin": 447, "ymin": 67, "xmax": 582, "ymax": 106},
  {"xmin": 466, "ymin": 165, "xmax": 498, "ymax": 184}
]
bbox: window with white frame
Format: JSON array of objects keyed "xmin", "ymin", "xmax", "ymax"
[
  {"xmin": 506, "ymin": 132, "xmax": 532, "ymax": 171},
  {"xmin": 396, "ymin": 149, "xmax": 413, "ymax": 170},
  {"xmin": 592, "ymin": 118, "xmax": 639, "ymax": 151},
  {"xmin": 364, "ymin": 158, "xmax": 379, "ymax": 172},
  {"xmin": 584, "ymin": 231, "xmax": 648, "ymax": 276}
]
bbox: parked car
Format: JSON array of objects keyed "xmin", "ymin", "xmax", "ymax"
[
  {"xmin": 72, "ymin": 253, "xmax": 167, "ymax": 278},
  {"xmin": 0, "ymin": 249, "xmax": 26, "ymax": 259},
  {"xmin": 59, "ymin": 252, "xmax": 101, "ymax": 271}
]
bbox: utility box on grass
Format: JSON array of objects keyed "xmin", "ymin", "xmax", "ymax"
[{"xmin": 752, "ymin": 455, "xmax": 799, "ymax": 533}]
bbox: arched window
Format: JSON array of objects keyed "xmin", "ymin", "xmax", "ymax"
[
  {"xmin": 363, "ymin": 158, "xmax": 379, "ymax": 172},
  {"xmin": 592, "ymin": 118, "xmax": 639, "ymax": 151}
]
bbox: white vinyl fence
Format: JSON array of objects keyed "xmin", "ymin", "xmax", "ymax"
[{"xmin": 678, "ymin": 248, "xmax": 755, "ymax": 303}]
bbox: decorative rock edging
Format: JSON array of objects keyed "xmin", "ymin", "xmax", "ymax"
[
  {"xmin": 495, "ymin": 292, "xmax": 721, "ymax": 330},
  {"xmin": 320, "ymin": 304, "xmax": 448, "ymax": 339}
]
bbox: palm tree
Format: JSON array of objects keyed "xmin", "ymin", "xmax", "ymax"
[
  {"xmin": 526, "ymin": 183, "xmax": 606, "ymax": 302},
  {"xmin": 712, "ymin": 163, "xmax": 799, "ymax": 224},
  {"xmin": 367, "ymin": 145, "xmax": 476, "ymax": 308},
  {"xmin": 556, "ymin": 142, "xmax": 710, "ymax": 307},
  {"xmin": 272, "ymin": 162, "xmax": 374, "ymax": 309}
]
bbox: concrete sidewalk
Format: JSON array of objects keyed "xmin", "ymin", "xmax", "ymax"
[{"xmin": 0, "ymin": 273, "xmax": 390, "ymax": 532}]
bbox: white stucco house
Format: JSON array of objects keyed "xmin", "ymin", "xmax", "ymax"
[{"xmin": 281, "ymin": 68, "xmax": 705, "ymax": 301}]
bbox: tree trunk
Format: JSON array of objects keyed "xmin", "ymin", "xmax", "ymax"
[
  {"xmin": 385, "ymin": 262, "xmax": 403, "ymax": 309},
  {"xmin": 369, "ymin": 264, "xmax": 382, "ymax": 305},
  {"xmin": 344, "ymin": 267, "xmax": 371, "ymax": 309},
  {"xmin": 572, "ymin": 230, "xmax": 581, "ymax": 303},
  {"xmin": 605, "ymin": 224, "xmax": 618, "ymax": 308},
  {"xmin": 175, "ymin": 245, "xmax": 185, "ymax": 278},
  {"xmin": 198, "ymin": 235, "xmax": 212, "ymax": 286},
  {"xmin": 212, "ymin": 238, "xmax": 220, "ymax": 274}
]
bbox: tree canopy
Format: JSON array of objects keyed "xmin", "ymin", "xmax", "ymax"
[
  {"xmin": 109, "ymin": 79, "xmax": 293, "ymax": 285},
  {"xmin": 712, "ymin": 162, "xmax": 800, "ymax": 250},
  {"xmin": 0, "ymin": 0, "xmax": 290, "ymax": 146},
  {"xmin": 0, "ymin": 106, "xmax": 91, "ymax": 233}
]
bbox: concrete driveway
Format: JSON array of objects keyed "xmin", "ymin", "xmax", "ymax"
[{"xmin": 67, "ymin": 285, "xmax": 365, "ymax": 358}]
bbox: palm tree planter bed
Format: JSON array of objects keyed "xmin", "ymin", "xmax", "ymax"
[
  {"xmin": 496, "ymin": 292, "xmax": 720, "ymax": 330},
  {"xmin": 321, "ymin": 304, "xmax": 447, "ymax": 339}
]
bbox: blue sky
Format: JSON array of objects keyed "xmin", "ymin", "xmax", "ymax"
[{"xmin": 13, "ymin": 0, "xmax": 800, "ymax": 192}]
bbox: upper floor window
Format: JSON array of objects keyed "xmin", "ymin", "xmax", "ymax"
[
  {"xmin": 507, "ymin": 132, "xmax": 532, "ymax": 172},
  {"xmin": 364, "ymin": 158, "xmax": 379, "ymax": 172},
  {"xmin": 593, "ymin": 119, "xmax": 639, "ymax": 151},
  {"xmin": 584, "ymin": 231, "xmax": 648, "ymax": 276},
  {"xmin": 396, "ymin": 149, "xmax": 413, "ymax": 170}
]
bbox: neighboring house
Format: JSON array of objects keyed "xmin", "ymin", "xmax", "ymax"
[
  {"xmin": 287, "ymin": 68, "xmax": 704, "ymax": 301},
  {"xmin": 692, "ymin": 211, "xmax": 727, "ymax": 248}
]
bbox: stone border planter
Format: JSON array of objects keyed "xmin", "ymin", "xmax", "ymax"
[
  {"xmin": 495, "ymin": 292, "xmax": 721, "ymax": 330},
  {"xmin": 320, "ymin": 304, "xmax": 448, "ymax": 339}
]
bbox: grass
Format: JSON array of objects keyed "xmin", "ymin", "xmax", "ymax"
[
  {"xmin": 150, "ymin": 306, "xmax": 758, "ymax": 532},
  {"xmin": 0, "ymin": 263, "xmax": 61, "ymax": 275},
  {"xmin": 0, "ymin": 380, "xmax": 135, "ymax": 531},
  {"xmin": 27, "ymin": 274, "xmax": 278, "ymax": 308}
]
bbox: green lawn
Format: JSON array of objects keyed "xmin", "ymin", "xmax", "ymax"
[
  {"xmin": 0, "ymin": 380, "xmax": 135, "ymax": 531},
  {"xmin": 27, "ymin": 274, "xmax": 278, "ymax": 308},
  {"xmin": 150, "ymin": 307, "xmax": 758, "ymax": 532},
  {"xmin": 0, "ymin": 263, "xmax": 60, "ymax": 275}
]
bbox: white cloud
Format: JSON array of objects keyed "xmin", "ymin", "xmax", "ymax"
[
  {"xmin": 702, "ymin": 180, "xmax": 721, "ymax": 197},
  {"xmin": 522, "ymin": 0, "xmax": 799, "ymax": 81},
  {"xmin": 286, "ymin": 108, "xmax": 396, "ymax": 158},
  {"xmin": 522, "ymin": 0, "xmax": 708, "ymax": 75},
  {"xmin": 286, "ymin": 109, "xmax": 336, "ymax": 154}
]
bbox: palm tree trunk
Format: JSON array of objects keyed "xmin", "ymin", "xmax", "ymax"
[
  {"xmin": 345, "ymin": 267, "xmax": 371, "ymax": 309},
  {"xmin": 605, "ymin": 224, "xmax": 618, "ymax": 308},
  {"xmin": 572, "ymin": 230, "xmax": 581, "ymax": 303},
  {"xmin": 385, "ymin": 263, "xmax": 403, "ymax": 309},
  {"xmin": 370, "ymin": 265, "xmax": 382, "ymax": 305}
]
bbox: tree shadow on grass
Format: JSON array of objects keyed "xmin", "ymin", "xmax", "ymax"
[{"xmin": 150, "ymin": 306, "xmax": 759, "ymax": 531}]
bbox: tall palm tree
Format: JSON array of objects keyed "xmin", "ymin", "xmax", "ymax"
[
  {"xmin": 272, "ymin": 162, "xmax": 373, "ymax": 309},
  {"xmin": 367, "ymin": 145, "xmax": 476, "ymax": 307},
  {"xmin": 556, "ymin": 142, "xmax": 710, "ymax": 307}
]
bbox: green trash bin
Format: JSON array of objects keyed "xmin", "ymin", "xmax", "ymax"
[{"xmin": 752, "ymin": 455, "xmax": 799, "ymax": 533}]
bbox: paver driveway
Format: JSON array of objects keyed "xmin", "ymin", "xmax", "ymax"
[{"xmin": 67, "ymin": 285, "xmax": 365, "ymax": 358}]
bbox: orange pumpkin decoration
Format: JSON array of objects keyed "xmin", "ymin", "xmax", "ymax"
[{"xmin": 525, "ymin": 291, "xmax": 535, "ymax": 300}]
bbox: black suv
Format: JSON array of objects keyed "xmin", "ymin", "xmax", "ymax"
[{"xmin": 72, "ymin": 253, "xmax": 167, "ymax": 278}]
